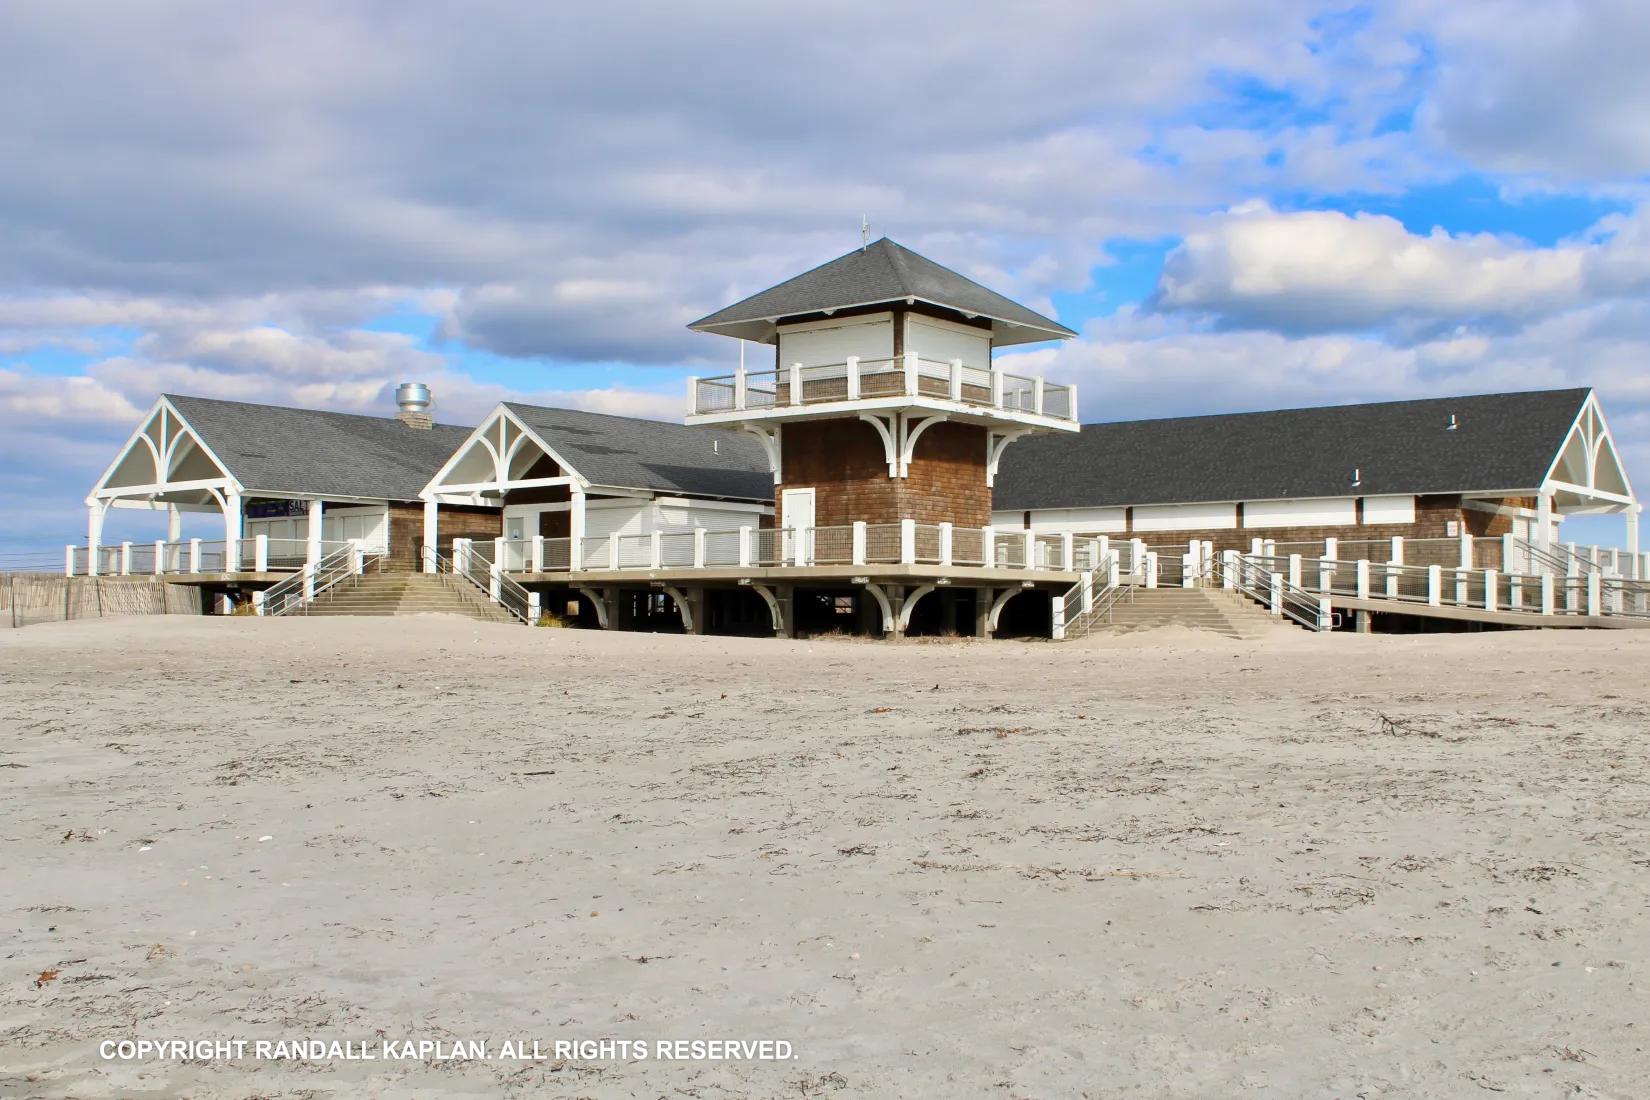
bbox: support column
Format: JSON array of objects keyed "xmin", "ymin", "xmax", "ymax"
[
  {"xmin": 224, "ymin": 490, "xmax": 243, "ymax": 571},
  {"xmin": 1628, "ymin": 505, "xmax": 1642, "ymax": 579},
  {"xmin": 421, "ymin": 499, "xmax": 438, "ymax": 572},
  {"xmin": 1535, "ymin": 492, "xmax": 1553, "ymax": 549},
  {"xmin": 569, "ymin": 486, "xmax": 586, "ymax": 571},
  {"xmin": 974, "ymin": 589, "xmax": 992, "ymax": 638},
  {"xmin": 166, "ymin": 504, "xmax": 182, "ymax": 544},
  {"xmin": 86, "ymin": 501, "xmax": 105, "ymax": 576}
]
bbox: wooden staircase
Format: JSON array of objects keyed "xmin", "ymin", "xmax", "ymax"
[
  {"xmin": 298, "ymin": 571, "xmax": 516, "ymax": 623},
  {"xmin": 1087, "ymin": 587, "xmax": 1279, "ymax": 639}
]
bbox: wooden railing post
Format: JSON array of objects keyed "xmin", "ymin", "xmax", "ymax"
[
  {"xmin": 845, "ymin": 356, "xmax": 859, "ymax": 401},
  {"xmin": 939, "ymin": 522, "xmax": 954, "ymax": 567},
  {"xmin": 852, "ymin": 521, "xmax": 867, "ymax": 566}
]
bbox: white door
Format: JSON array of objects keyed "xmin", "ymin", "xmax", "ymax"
[{"xmin": 781, "ymin": 488, "xmax": 815, "ymax": 565}]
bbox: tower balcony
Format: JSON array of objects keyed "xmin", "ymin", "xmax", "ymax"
[{"xmin": 686, "ymin": 352, "xmax": 1078, "ymax": 433}]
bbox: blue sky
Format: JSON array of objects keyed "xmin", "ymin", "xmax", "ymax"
[{"xmin": 3, "ymin": 1, "xmax": 1649, "ymax": 556}]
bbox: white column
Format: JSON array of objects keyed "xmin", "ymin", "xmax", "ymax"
[
  {"xmin": 790, "ymin": 362, "xmax": 804, "ymax": 406},
  {"xmin": 166, "ymin": 504, "xmax": 182, "ymax": 544},
  {"xmin": 1033, "ymin": 377, "xmax": 1045, "ymax": 416},
  {"xmin": 949, "ymin": 358, "xmax": 963, "ymax": 402},
  {"xmin": 532, "ymin": 534, "xmax": 546, "ymax": 573},
  {"xmin": 1390, "ymin": 535, "xmax": 1403, "ymax": 565},
  {"xmin": 1484, "ymin": 569, "xmax": 1498, "ymax": 611},
  {"xmin": 1459, "ymin": 532, "xmax": 1473, "ymax": 569},
  {"xmin": 902, "ymin": 350, "xmax": 918, "ymax": 396},
  {"xmin": 224, "ymin": 490, "xmax": 243, "ymax": 571},
  {"xmin": 845, "ymin": 356, "xmax": 859, "ymax": 401},
  {"xmin": 569, "ymin": 487, "xmax": 586, "ymax": 571},
  {"xmin": 1586, "ymin": 573, "xmax": 1602, "ymax": 616},
  {"xmin": 1145, "ymin": 551, "xmax": 1159, "ymax": 588},
  {"xmin": 736, "ymin": 363, "xmax": 749, "ymax": 408},
  {"xmin": 1060, "ymin": 531, "xmax": 1074, "ymax": 571},
  {"xmin": 1022, "ymin": 529, "xmax": 1035, "ymax": 570},
  {"xmin": 351, "ymin": 538, "xmax": 365, "ymax": 575},
  {"xmin": 1629, "ymin": 505, "xmax": 1643, "ymax": 578},
  {"xmin": 651, "ymin": 531, "xmax": 664, "ymax": 569},
  {"xmin": 1501, "ymin": 532, "xmax": 1516, "ymax": 576},
  {"xmin": 86, "ymin": 501, "xmax": 104, "ymax": 576},
  {"xmin": 254, "ymin": 533, "xmax": 269, "ymax": 572},
  {"xmin": 1540, "ymin": 573, "xmax": 1555, "ymax": 615},
  {"xmin": 939, "ymin": 522, "xmax": 954, "ymax": 567},
  {"xmin": 189, "ymin": 538, "xmax": 202, "ymax": 574},
  {"xmin": 119, "ymin": 542, "xmax": 132, "ymax": 575},
  {"xmin": 852, "ymin": 521, "xmax": 868, "ymax": 566},
  {"xmin": 990, "ymin": 363, "xmax": 1004, "ymax": 408},
  {"xmin": 692, "ymin": 528, "xmax": 706, "ymax": 569},
  {"xmin": 1535, "ymin": 492, "xmax": 1553, "ymax": 548},
  {"xmin": 421, "ymin": 500, "xmax": 437, "ymax": 572},
  {"xmin": 1268, "ymin": 572, "xmax": 1281, "ymax": 615},
  {"xmin": 608, "ymin": 535, "xmax": 620, "ymax": 571},
  {"xmin": 982, "ymin": 525, "xmax": 995, "ymax": 568},
  {"xmin": 1426, "ymin": 565, "xmax": 1441, "ymax": 606},
  {"xmin": 737, "ymin": 526, "xmax": 753, "ymax": 568},
  {"xmin": 152, "ymin": 539, "xmax": 165, "ymax": 575},
  {"xmin": 900, "ymin": 519, "xmax": 917, "ymax": 565},
  {"xmin": 1454, "ymin": 568, "xmax": 1468, "ymax": 606},
  {"xmin": 252, "ymin": 590, "xmax": 266, "ymax": 616},
  {"xmin": 528, "ymin": 591, "xmax": 542, "ymax": 625},
  {"xmin": 1356, "ymin": 559, "xmax": 1370, "ymax": 599},
  {"xmin": 1287, "ymin": 553, "xmax": 1302, "ymax": 589},
  {"xmin": 64, "ymin": 545, "xmax": 75, "ymax": 577}
]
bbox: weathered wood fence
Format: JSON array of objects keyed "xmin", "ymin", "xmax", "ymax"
[{"xmin": 0, "ymin": 573, "xmax": 201, "ymax": 628}]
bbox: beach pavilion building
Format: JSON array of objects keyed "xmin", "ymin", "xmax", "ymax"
[{"xmin": 67, "ymin": 239, "xmax": 1648, "ymax": 635}]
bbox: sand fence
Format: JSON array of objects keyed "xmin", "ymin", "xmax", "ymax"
[{"xmin": 0, "ymin": 572, "xmax": 202, "ymax": 628}]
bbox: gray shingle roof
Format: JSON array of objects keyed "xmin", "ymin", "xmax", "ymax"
[
  {"xmin": 689, "ymin": 238, "xmax": 1076, "ymax": 347},
  {"xmin": 503, "ymin": 403, "xmax": 772, "ymax": 501},
  {"xmin": 166, "ymin": 394, "xmax": 473, "ymax": 501},
  {"xmin": 993, "ymin": 389, "xmax": 1591, "ymax": 511}
]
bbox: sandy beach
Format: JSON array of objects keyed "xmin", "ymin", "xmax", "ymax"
[{"xmin": 3, "ymin": 615, "xmax": 1648, "ymax": 1098}]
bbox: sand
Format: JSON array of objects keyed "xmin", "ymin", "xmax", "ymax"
[{"xmin": 2, "ymin": 615, "xmax": 1648, "ymax": 1098}]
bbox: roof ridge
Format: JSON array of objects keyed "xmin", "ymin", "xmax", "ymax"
[
  {"xmin": 164, "ymin": 392, "xmax": 473, "ymax": 431},
  {"xmin": 1079, "ymin": 387, "xmax": 1592, "ymax": 430}
]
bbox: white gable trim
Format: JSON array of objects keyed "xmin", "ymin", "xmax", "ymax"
[
  {"xmin": 87, "ymin": 396, "xmax": 242, "ymax": 503},
  {"xmin": 420, "ymin": 403, "xmax": 591, "ymax": 502},
  {"xmin": 1538, "ymin": 390, "xmax": 1636, "ymax": 507}
]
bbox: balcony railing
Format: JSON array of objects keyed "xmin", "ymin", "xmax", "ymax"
[
  {"xmin": 689, "ymin": 351, "xmax": 1077, "ymax": 422},
  {"xmin": 445, "ymin": 523, "xmax": 1102, "ymax": 576},
  {"xmin": 63, "ymin": 534, "xmax": 387, "ymax": 576}
]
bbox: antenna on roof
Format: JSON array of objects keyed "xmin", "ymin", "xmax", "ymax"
[{"xmin": 861, "ymin": 214, "xmax": 870, "ymax": 251}]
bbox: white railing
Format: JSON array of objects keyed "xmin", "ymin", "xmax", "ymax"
[
  {"xmin": 689, "ymin": 351, "xmax": 1077, "ymax": 423},
  {"xmin": 63, "ymin": 534, "xmax": 380, "ymax": 577},
  {"xmin": 261, "ymin": 543, "xmax": 369, "ymax": 617},
  {"xmin": 1216, "ymin": 549, "xmax": 1650, "ymax": 625},
  {"xmin": 488, "ymin": 522, "xmax": 1103, "ymax": 576}
]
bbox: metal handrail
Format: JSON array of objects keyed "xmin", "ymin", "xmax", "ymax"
[
  {"xmin": 262, "ymin": 543, "xmax": 363, "ymax": 617},
  {"xmin": 1219, "ymin": 553, "xmax": 1329, "ymax": 631},
  {"xmin": 427, "ymin": 544, "xmax": 532, "ymax": 624}
]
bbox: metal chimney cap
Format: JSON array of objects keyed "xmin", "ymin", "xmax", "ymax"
[{"xmin": 395, "ymin": 382, "xmax": 432, "ymax": 413}]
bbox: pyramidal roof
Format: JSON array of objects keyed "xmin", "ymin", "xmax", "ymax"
[{"xmin": 688, "ymin": 238, "xmax": 1076, "ymax": 347}]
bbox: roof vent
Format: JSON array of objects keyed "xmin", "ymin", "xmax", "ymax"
[
  {"xmin": 395, "ymin": 382, "xmax": 433, "ymax": 430},
  {"xmin": 1446, "ymin": 413, "xmax": 1458, "ymax": 431}
]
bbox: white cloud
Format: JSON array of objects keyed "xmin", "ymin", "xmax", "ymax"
[
  {"xmin": 1407, "ymin": 0, "xmax": 1650, "ymax": 185},
  {"xmin": 1150, "ymin": 202, "xmax": 1650, "ymax": 336}
]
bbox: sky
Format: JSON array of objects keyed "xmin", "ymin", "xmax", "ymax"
[{"xmin": 4, "ymin": 0, "xmax": 1650, "ymax": 557}]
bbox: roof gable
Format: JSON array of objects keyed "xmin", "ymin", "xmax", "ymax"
[
  {"xmin": 993, "ymin": 388, "xmax": 1594, "ymax": 511},
  {"xmin": 163, "ymin": 395, "xmax": 473, "ymax": 501},
  {"xmin": 689, "ymin": 238, "xmax": 1075, "ymax": 347},
  {"xmin": 501, "ymin": 402, "xmax": 772, "ymax": 501}
]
